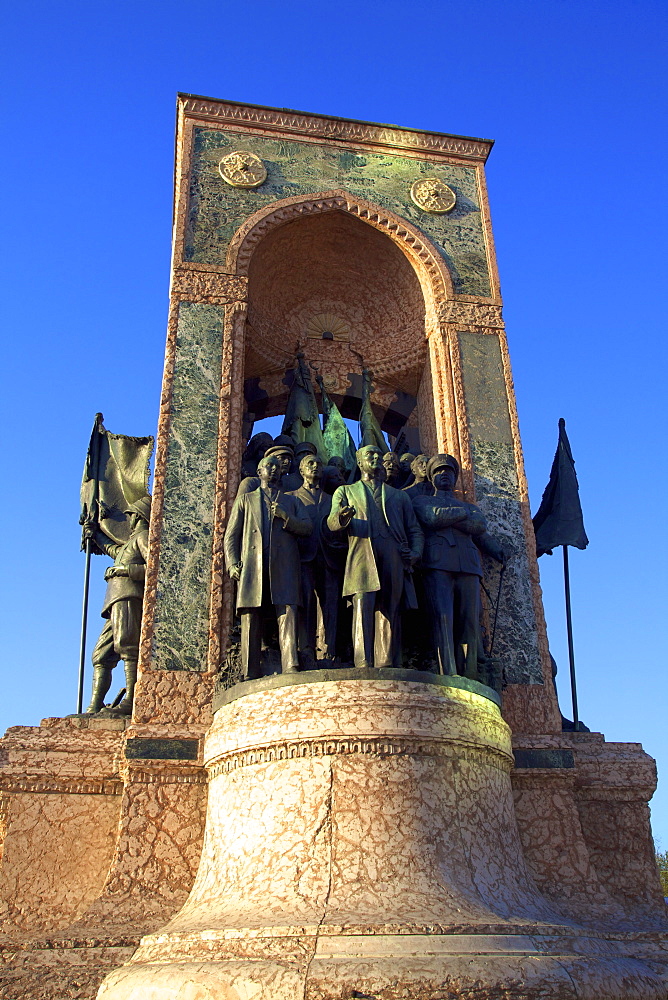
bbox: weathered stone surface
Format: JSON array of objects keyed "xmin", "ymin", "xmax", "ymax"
[
  {"xmin": 0, "ymin": 944, "xmax": 135, "ymax": 1000},
  {"xmin": 458, "ymin": 331, "xmax": 545, "ymax": 687},
  {"xmin": 95, "ymin": 679, "xmax": 668, "ymax": 999}
]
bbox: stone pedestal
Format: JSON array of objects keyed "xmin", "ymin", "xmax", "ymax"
[{"xmin": 96, "ymin": 674, "xmax": 666, "ymax": 999}]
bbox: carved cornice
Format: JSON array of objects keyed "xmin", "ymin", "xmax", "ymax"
[
  {"xmin": 171, "ymin": 266, "xmax": 248, "ymax": 304},
  {"xmin": 208, "ymin": 736, "xmax": 512, "ymax": 776},
  {"xmin": 0, "ymin": 777, "xmax": 122, "ymax": 796},
  {"xmin": 179, "ymin": 96, "xmax": 493, "ymax": 163},
  {"xmin": 124, "ymin": 762, "xmax": 206, "ymax": 785}
]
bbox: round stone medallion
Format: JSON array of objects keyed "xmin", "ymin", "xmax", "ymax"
[
  {"xmin": 410, "ymin": 177, "xmax": 456, "ymax": 213},
  {"xmin": 218, "ymin": 150, "xmax": 267, "ymax": 188}
]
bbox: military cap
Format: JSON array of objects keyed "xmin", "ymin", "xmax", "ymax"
[
  {"xmin": 294, "ymin": 441, "xmax": 318, "ymax": 457},
  {"xmin": 264, "ymin": 444, "xmax": 294, "ymax": 459},
  {"xmin": 272, "ymin": 434, "xmax": 296, "ymax": 450},
  {"xmin": 426, "ymin": 453, "xmax": 460, "ymax": 481},
  {"xmin": 125, "ymin": 495, "xmax": 152, "ymax": 520}
]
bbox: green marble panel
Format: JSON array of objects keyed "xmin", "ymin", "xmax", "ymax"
[
  {"xmin": 152, "ymin": 302, "xmax": 225, "ymax": 671},
  {"xmin": 186, "ymin": 128, "xmax": 491, "ymax": 297},
  {"xmin": 125, "ymin": 738, "xmax": 199, "ymax": 760},
  {"xmin": 458, "ymin": 332, "xmax": 543, "ymax": 685}
]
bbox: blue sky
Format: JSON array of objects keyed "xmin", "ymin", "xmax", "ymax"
[{"xmin": 1, "ymin": 1, "xmax": 667, "ymax": 840}]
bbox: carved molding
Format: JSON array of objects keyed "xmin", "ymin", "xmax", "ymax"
[
  {"xmin": 124, "ymin": 767, "xmax": 206, "ymax": 786},
  {"xmin": 442, "ymin": 301, "xmax": 504, "ymax": 329},
  {"xmin": 208, "ymin": 736, "xmax": 512, "ymax": 776},
  {"xmin": 180, "ymin": 97, "xmax": 493, "ymax": 163},
  {"xmin": 226, "ymin": 190, "xmax": 454, "ymax": 312},
  {"xmin": 0, "ymin": 778, "xmax": 122, "ymax": 796},
  {"xmin": 172, "ymin": 268, "xmax": 248, "ymax": 304}
]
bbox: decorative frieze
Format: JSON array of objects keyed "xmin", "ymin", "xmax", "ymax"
[
  {"xmin": 180, "ymin": 97, "xmax": 493, "ymax": 162},
  {"xmin": 208, "ymin": 735, "xmax": 513, "ymax": 777}
]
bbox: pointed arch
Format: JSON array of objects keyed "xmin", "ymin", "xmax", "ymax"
[{"xmin": 225, "ymin": 189, "xmax": 453, "ymax": 328}]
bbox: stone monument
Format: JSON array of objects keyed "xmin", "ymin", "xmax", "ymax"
[{"xmin": 0, "ymin": 97, "xmax": 666, "ymax": 999}]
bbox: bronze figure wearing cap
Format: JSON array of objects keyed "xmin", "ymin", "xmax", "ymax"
[
  {"xmin": 224, "ymin": 455, "xmax": 312, "ymax": 679},
  {"xmin": 412, "ymin": 455, "xmax": 505, "ymax": 679},
  {"xmin": 83, "ymin": 495, "xmax": 152, "ymax": 715}
]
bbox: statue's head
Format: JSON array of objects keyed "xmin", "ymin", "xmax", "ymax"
[
  {"xmin": 294, "ymin": 441, "xmax": 318, "ymax": 464},
  {"xmin": 326, "ymin": 455, "xmax": 346, "ymax": 474},
  {"xmin": 400, "ymin": 452, "xmax": 416, "ymax": 473},
  {"xmin": 245, "ymin": 432, "xmax": 273, "ymax": 460},
  {"xmin": 357, "ymin": 445, "xmax": 384, "ymax": 477},
  {"xmin": 322, "ymin": 465, "xmax": 346, "ymax": 494},
  {"xmin": 299, "ymin": 454, "xmax": 323, "ymax": 484},
  {"xmin": 125, "ymin": 495, "xmax": 151, "ymax": 526},
  {"xmin": 411, "ymin": 454, "xmax": 428, "ymax": 480},
  {"xmin": 257, "ymin": 455, "xmax": 282, "ymax": 488},
  {"xmin": 264, "ymin": 444, "xmax": 294, "ymax": 476},
  {"xmin": 382, "ymin": 451, "xmax": 401, "ymax": 478},
  {"xmin": 427, "ymin": 454, "xmax": 459, "ymax": 491}
]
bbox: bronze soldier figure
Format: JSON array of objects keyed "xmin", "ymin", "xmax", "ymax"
[
  {"xmin": 327, "ymin": 445, "xmax": 423, "ymax": 669},
  {"xmin": 224, "ymin": 454, "xmax": 312, "ymax": 679},
  {"xmin": 288, "ymin": 454, "xmax": 339, "ymax": 665},
  {"xmin": 85, "ymin": 495, "xmax": 151, "ymax": 715},
  {"xmin": 236, "ymin": 441, "xmax": 296, "ymax": 498},
  {"xmin": 412, "ymin": 454, "xmax": 505, "ymax": 679}
]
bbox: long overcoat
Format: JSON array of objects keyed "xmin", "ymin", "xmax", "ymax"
[
  {"xmin": 327, "ymin": 480, "xmax": 423, "ymax": 606},
  {"xmin": 224, "ymin": 488, "xmax": 312, "ymax": 609}
]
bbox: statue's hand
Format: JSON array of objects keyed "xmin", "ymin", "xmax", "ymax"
[
  {"xmin": 82, "ymin": 520, "xmax": 96, "ymax": 541},
  {"xmin": 339, "ymin": 505, "xmax": 355, "ymax": 527},
  {"xmin": 107, "ymin": 565, "xmax": 129, "ymax": 579},
  {"xmin": 271, "ymin": 502, "xmax": 289, "ymax": 522},
  {"xmin": 229, "ymin": 561, "xmax": 243, "ymax": 581},
  {"xmin": 479, "ymin": 533, "xmax": 509, "ymax": 565}
]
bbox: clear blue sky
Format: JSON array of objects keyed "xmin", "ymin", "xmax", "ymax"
[{"xmin": 1, "ymin": 1, "xmax": 667, "ymax": 841}]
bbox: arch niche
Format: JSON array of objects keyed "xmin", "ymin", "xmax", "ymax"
[{"xmin": 225, "ymin": 190, "xmax": 460, "ymax": 466}]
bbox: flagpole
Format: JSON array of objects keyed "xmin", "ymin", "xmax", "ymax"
[
  {"xmin": 77, "ymin": 539, "xmax": 93, "ymax": 713},
  {"xmin": 77, "ymin": 412, "xmax": 103, "ymax": 713},
  {"xmin": 562, "ymin": 544, "xmax": 579, "ymax": 732}
]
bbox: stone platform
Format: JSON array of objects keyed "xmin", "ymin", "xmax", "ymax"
[{"xmin": 94, "ymin": 674, "xmax": 668, "ymax": 999}]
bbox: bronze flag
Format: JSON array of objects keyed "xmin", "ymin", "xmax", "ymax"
[
  {"xmin": 533, "ymin": 418, "xmax": 588, "ymax": 557},
  {"xmin": 359, "ymin": 368, "xmax": 388, "ymax": 453},
  {"xmin": 80, "ymin": 413, "xmax": 154, "ymax": 548}
]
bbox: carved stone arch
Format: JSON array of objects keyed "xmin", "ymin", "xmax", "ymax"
[{"xmin": 225, "ymin": 189, "xmax": 454, "ymax": 325}]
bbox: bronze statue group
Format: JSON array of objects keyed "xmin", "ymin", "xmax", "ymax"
[
  {"xmin": 81, "ymin": 430, "xmax": 508, "ymax": 718},
  {"xmin": 224, "ymin": 436, "xmax": 507, "ymax": 689}
]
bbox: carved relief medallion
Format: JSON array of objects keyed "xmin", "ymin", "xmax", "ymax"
[
  {"xmin": 410, "ymin": 177, "xmax": 456, "ymax": 213},
  {"xmin": 219, "ymin": 151, "xmax": 267, "ymax": 188}
]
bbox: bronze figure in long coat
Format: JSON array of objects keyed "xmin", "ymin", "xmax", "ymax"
[
  {"xmin": 224, "ymin": 455, "xmax": 311, "ymax": 678},
  {"xmin": 327, "ymin": 445, "xmax": 423, "ymax": 669},
  {"xmin": 288, "ymin": 454, "xmax": 344, "ymax": 663}
]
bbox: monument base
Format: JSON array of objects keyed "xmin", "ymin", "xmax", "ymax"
[{"xmin": 96, "ymin": 674, "xmax": 668, "ymax": 999}]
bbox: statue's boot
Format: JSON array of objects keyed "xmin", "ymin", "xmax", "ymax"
[
  {"xmin": 85, "ymin": 666, "xmax": 113, "ymax": 714},
  {"xmin": 112, "ymin": 659, "xmax": 137, "ymax": 716}
]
